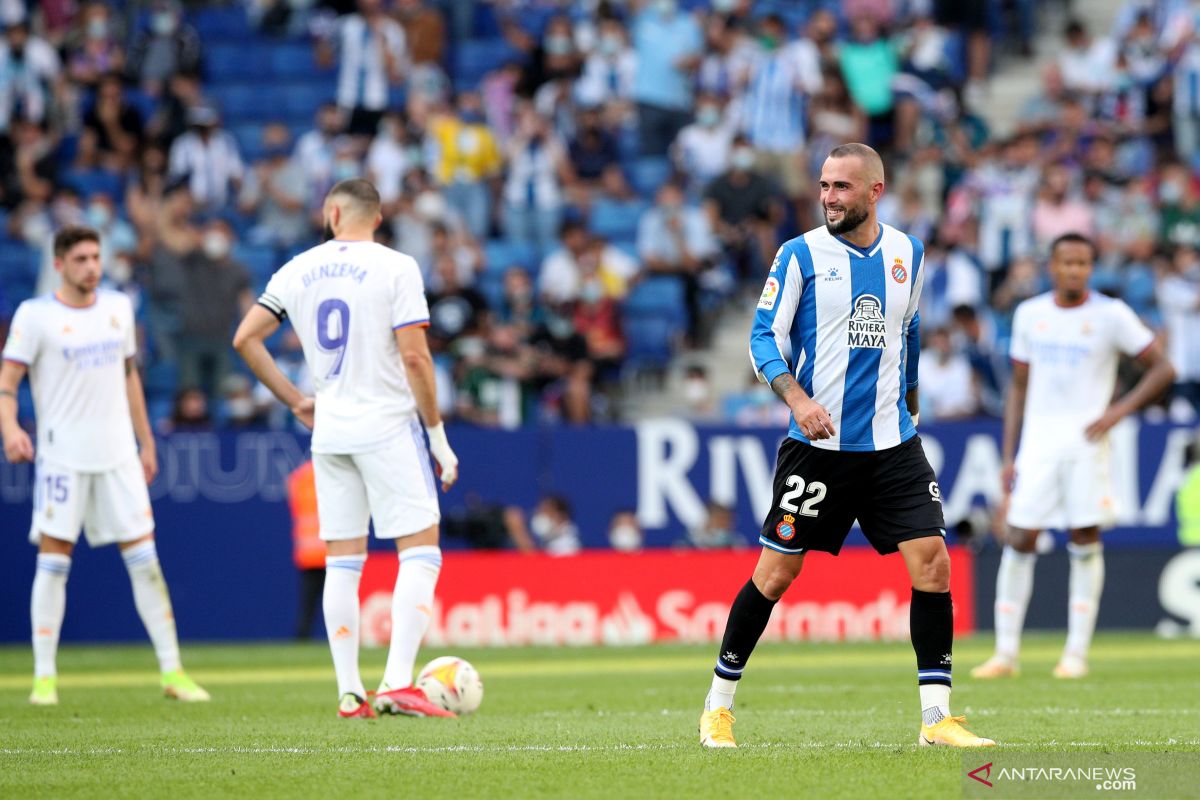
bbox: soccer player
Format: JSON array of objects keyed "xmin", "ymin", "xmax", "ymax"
[
  {"xmin": 972, "ymin": 233, "xmax": 1175, "ymax": 680},
  {"xmin": 698, "ymin": 143, "xmax": 994, "ymax": 749},
  {"xmin": 233, "ymin": 178, "xmax": 459, "ymax": 719},
  {"xmin": 0, "ymin": 226, "xmax": 209, "ymax": 706}
]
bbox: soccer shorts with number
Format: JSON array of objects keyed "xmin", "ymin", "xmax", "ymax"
[
  {"xmin": 759, "ymin": 435, "xmax": 946, "ymax": 555},
  {"xmin": 1006, "ymin": 442, "xmax": 1117, "ymax": 531},
  {"xmin": 314, "ymin": 419, "xmax": 441, "ymax": 541},
  {"xmin": 29, "ymin": 455, "xmax": 155, "ymax": 546}
]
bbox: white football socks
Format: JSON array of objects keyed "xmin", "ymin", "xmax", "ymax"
[
  {"xmin": 122, "ymin": 540, "xmax": 182, "ymax": 673},
  {"xmin": 1065, "ymin": 541, "xmax": 1104, "ymax": 661},
  {"xmin": 31, "ymin": 553, "xmax": 71, "ymax": 678},
  {"xmin": 920, "ymin": 684, "xmax": 951, "ymax": 725},
  {"xmin": 707, "ymin": 675, "xmax": 738, "ymax": 711},
  {"xmin": 382, "ymin": 545, "xmax": 442, "ymax": 691},
  {"xmin": 324, "ymin": 554, "xmax": 367, "ymax": 698},
  {"xmin": 994, "ymin": 547, "xmax": 1036, "ymax": 662}
]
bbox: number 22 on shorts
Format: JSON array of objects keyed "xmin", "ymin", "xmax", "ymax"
[{"xmin": 779, "ymin": 474, "xmax": 826, "ymax": 517}]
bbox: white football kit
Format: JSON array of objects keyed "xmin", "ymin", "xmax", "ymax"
[
  {"xmin": 2, "ymin": 291, "xmax": 154, "ymax": 545},
  {"xmin": 258, "ymin": 240, "xmax": 439, "ymax": 540},
  {"xmin": 1006, "ymin": 292, "xmax": 1155, "ymax": 530}
]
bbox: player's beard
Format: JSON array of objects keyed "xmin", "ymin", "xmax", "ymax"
[
  {"xmin": 824, "ymin": 203, "xmax": 869, "ymax": 236},
  {"xmin": 322, "ymin": 222, "xmax": 335, "ymax": 242}
]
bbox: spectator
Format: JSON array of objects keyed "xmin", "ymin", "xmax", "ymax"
[
  {"xmin": 638, "ymin": 181, "xmax": 721, "ymax": 342},
  {"xmin": 573, "ymin": 256, "xmax": 626, "ymax": 375},
  {"xmin": 148, "ymin": 70, "xmax": 203, "ymax": 147},
  {"xmin": 316, "ymin": 0, "xmax": 406, "ymax": 136},
  {"xmin": 0, "ymin": 21, "xmax": 63, "ymax": 133},
  {"xmin": 528, "ymin": 496, "xmax": 581, "ymax": 556},
  {"xmin": 839, "ymin": 14, "xmax": 900, "ymax": 148},
  {"xmin": 567, "ymin": 105, "xmax": 620, "ymax": 204},
  {"xmin": 575, "ymin": 14, "xmax": 637, "ymax": 120},
  {"xmin": 631, "ymin": 0, "xmax": 703, "ymax": 156},
  {"xmin": 696, "ymin": 13, "xmax": 755, "ymax": 102},
  {"xmin": 966, "ymin": 134, "xmax": 1039, "ymax": 277},
  {"xmin": 145, "ymin": 179, "xmax": 198, "ymax": 364},
  {"xmin": 365, "ymin": 109, "xmax": 410, "ymax": 214},
  {"xmin": 294, "ymin": 102, "xmax": 347, "ymax": 206},
  {"xmin": 530, "ymin": 302, "xmax": 592, "ymax": 423},
  {"xmin": 501, "ymin": 105, "xmax": 572, "ymax": 254},
  {"xmin": 392, "ymin": 167, "xmax": 463, "ymax": 277},
  {"xmin": 740, "ymin": 14, "xmax": 821, "ymax": 224},
  {"xmin": 806, "ymin": 69, "xmax": 867, "ymax": 177},
  {"xmin": 396, "ymin": 0, "xmax": 448, "ymax": 99},
  {"xmin": 513, "ymin": 13, "xmax": 582, "ymax": 99},
  {"xmin": 608, "ymin": 510, "xmax": 643, "ymax": 552},
  {"xmin": 672, "ymin": 91, "xmax": 735, "ymax": 194},
  {"xmin": 539, "ymin": 218, "xmax": 592, "ymax": 304},
  {"xmin": 177, "ymin": 219, "xmax": 254, "ymax": 402},
  {"xmin": 1058, "ymin": 18, "xmax": 1119, "ymax": 104},
  {"xmin": 681, "ymin": 363, "xmax": 715, "ymax": 418},
  {"xmin": 427, "ymin": 91, "xmax": 502, "ymax": 240},
  {"xmin": 83, "ymin": 191, "xmax": 138, "ymax": 268},
  {"xmin": 239, "ymin": 123, "xmax": 311, "ymax": 249},
  {"xmin": 66, "ymin": 2, "xmax": 125, "ymax": 91},
  {"xmin": 455, "ymin": 324, "xmax": 532, "ymax": 429},
  {"xmin": 127, "ymin": 0, "xmax": 203, "ymax": 97},
  {"xmin": 496, "ymin": 267, "xmax": 544, "ymax": 334},
  {"xmin": 167, "ymin": 387, "xmax": 212, "ymax": 431},
  {"xmin": 0, "ymin": 116, "xmax": 57, "ymax": 210},
  {"xmin": 702, "ymin": 135, "xmax": 784, "ymax": 281},
  {"xmin": 77, "ymin": 72, "xmax": 143, "ymax": 172},
  {"xmin": 481, "ymin": 60, "xmax": 523, "ymax": 144},
  {"xmin": 685, "ymin": 501, "xmax": 743, "ymax": 548},
  {"xmin": 1031, "ymin": 163, "xmax": 1095, "ymax": 254},
  {"xmin": 1158, "ymin": 162, "xmax": 1200, "ymax": 248},
  {"xmin": 125, "ymin": 144, "xmax": 169, "ymax": 237},
  {"xmin": 1157, "ymin": 245, "xmax": 1200, "ymax": 417},
  {"xmin": 1167, "ymin": 8, "xmax": 1200, "ymax": 162},
  {"xmin": 951, "ymin": 304, "xmax": 1002, "ymax": 415},
  {"xmin": 168, "ymin": 104, "xmax": 245, "ymax": 212},
  {"xmin": 427, "ymin": 246, "xmax": 489, "ymax": 350},
  {"xmin": 918, "ymin": 327, "xmax": 979, "ymax": 421}
]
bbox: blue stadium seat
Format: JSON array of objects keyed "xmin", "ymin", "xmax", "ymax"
[
  {"xmin": 211, "ymin": 83, "xmax": 268, "ymax": 122},
  {"xmin": 476, "ymin": 272, "xmax": 507, "ymax": 311},
  {"xmin": 234, "ymin": 244, "xmax": 280, "ymax": 285},
  {"xmin": 269, "ymin": 42, "xmax": 319, "ymax": 79},
  {"xmin": 623, "ymin": 275, "xmax": 686, "ymax": 328},
  {"xmin": 64, "ymin": 169, "xmax": 124, "ymax": 200},
  {"xmin": 589, "ymin": 199, "xmax": 648, "ymax": 241},
  {"xmin": 282, "ymin": 80, "xmax": 335, "ymax": 119},
  {"xmin": 622, "ymin": 316, "xmax": 675, "ymax": 367},
  {"xmin": 0, "ymin": 241, "xmax": 38, "ymax": 282},
  {"xmin": 483, "ymin": 239, "xmax": 538, "ymax": 274},
  {"xmin": 232, "ymin": 123, "xmax": 266, "ymax": 161},
  {"xmin": 454, "ymin": 38, "xmax": 522, "ymax": 87},
  {"xmin": 191, "ymin": 7, "xmax": 252, "ymax": 41},
  {"xmin": 207, "ymin": 43, "xmax": 268, "ymax": 81},
  {"xmin": 629, "ymin": 157, "xmax": 672, "ymax": 198}
]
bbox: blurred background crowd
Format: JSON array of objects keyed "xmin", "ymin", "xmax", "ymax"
[{"xmin": 2, "ymin": 0, "xmax": 1199, "ymax": 432}]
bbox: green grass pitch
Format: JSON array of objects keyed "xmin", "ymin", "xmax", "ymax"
[{"xmin": 1, "ymin": 634, "xmax": 1196, "ymax": 799}]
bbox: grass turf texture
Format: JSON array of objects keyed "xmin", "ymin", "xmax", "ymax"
[{"xmin": 1, "ymin": 634, "xmax": 1196, "ymax": 799}]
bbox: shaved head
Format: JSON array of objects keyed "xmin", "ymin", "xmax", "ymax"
[
  {"xmin": 826, "ymin": 142, "xmax": 884, "ymax": 185},
  {"xmin": 325, "ymin": 178, "xmax": 381, "ymax": 222}
]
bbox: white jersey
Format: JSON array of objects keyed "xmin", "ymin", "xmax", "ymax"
[
  {"xmin": 258, "ymin": 240, "xmax": 430, "ymax": 455},
  {"xmin": 1010, "ymin": 292, "xmax": 1154, "ymax": 455},
  {"xmin": 2, "ymin": 291, "xmax": 138, "ymax": 471}
]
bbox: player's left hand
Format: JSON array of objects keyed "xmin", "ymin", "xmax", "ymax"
[
  {"xmin": 291, "ymin": 397, "xmax": 315, "ymax": 430},
  {"xmin": 140, "ymin": 445, "xmax": 158, "ymax": 484},
  {"xmin": 426, "ymin": 422, "xmax": 458, "ymax": 491},
  {"xmin": 1084, "ymin": 408, "xmax": 1123, "ymax": 442}
]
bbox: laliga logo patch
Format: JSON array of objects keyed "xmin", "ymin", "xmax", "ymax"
[
  {"xmin": 891, "ymin": 258, "xmax": 907, "ymax": 283},
  {"xmin": 776, "ymin": 513, "xmax": 796, "ymax": 541},
  {"xmin": 758, "ymin": 277, "xmax": 780, "ymax": 310}
]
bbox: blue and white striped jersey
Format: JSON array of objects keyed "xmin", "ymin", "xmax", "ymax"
[{"xmin": 749, "ymin": 223, "xmax": 924, "ymax": 452}]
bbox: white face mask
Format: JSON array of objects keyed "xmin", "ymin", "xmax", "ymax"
[
  {"xmin": 731, "ymin": 148, "xmax": 757, "ymax": 171},
  {"xmin": 609, "ymin": 524, "xmax": 641, "ymax": 552},
  {"xmin": 109, "ymin": 256, "xmax": 133, "ymax": 285},
  {"xmin": 87, "ymin": 202, "xmax": 113, "ymax": 229},
  {"xmin": 655, "ymin": 0, "xmax": 677, "ymax": 16},
  {"xmin": 683, "ymin": 377, "xmax": 709, "ymax": 405},
  {"xmin": 203, "ymin": 232, "xmax": 231, "ymax": 260},
  {"xmin": 227, "ymin": 396, "xmax": 255, "ymax": 419},
  {"xmin": 530, "ymin": 512, "xmax": 554, "ymax": 539}
]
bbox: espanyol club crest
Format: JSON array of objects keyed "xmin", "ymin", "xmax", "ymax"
[
  {"xmin": 776, "ymin": 513, "xmax": 796, "ymax": 541},
  {"xmin": 891, "ymin": 258, "xmax": 907, "ymax": 283}
]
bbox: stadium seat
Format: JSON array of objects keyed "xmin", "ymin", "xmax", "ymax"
[
  {"xmin": 269, "ymin": 42, "xmax": 319, "ymax": 80},
  {"xmin": 282, "ymin": 80, "xmax": 335, "ymax": 119},
  {"xmin": 483, "ymin": 239, "xmax": 538, "ymax": 274},
  {"xmin": 476, "ymin": 271, "xmax": 508, "ymax": 311},
  {"xmin": 622, "ymin": 316, "xmax": 676, "ymax": 367},
  {"xmin": 64, "ymin": 169, "xmax": 124, "ymax": 200},
  {"xmin": 207, "ymin": 43, "xmax": 269, "ymax": 81},
  {"xmin": 629, "ymin": 157, "xmax": 672, "ymax": 198},
  {"xmin": 211, "ymin": 83, "xmax": 268, "ymax": 122},
  {"xmin": 454, "ymin": 38, "xmax": 522, "ymax": 87},
  {"xmin": 191, "ymin": 7, "xmax": 252, "ymax": 41},
  {"xmin": 232, "ymin": 123, "xmax": 266, "ymax": 161},
  {"xmin": 622, "ymin": 275, "xmax": 686, "ymax": 329},
  {"xmin": 234, "ymin": 244, "xmax": 280, "ymax": 285},
  {"xmin": 589, "ymin": 199, "xmax": 648, "ymax": 241},
  {"xmin": 0, "ymin": 241, "xmax": 38, "ymax": 281}
]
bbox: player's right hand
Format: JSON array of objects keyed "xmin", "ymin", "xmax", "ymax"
[
  {"xmin": 1000, "ymin": 462, "xmax": 1016, "ymax": 495},
  {"xmin": 425, "ymin": 422, "xmax": 458, "ymax": 491},
  {"xmin": 2, "ymin": 427, "xmax": 34, "ymax": 463},
  {"xmin": 792, "ymin": 398, "xmax": 836, "ymax": 440},
  {"xmin": 291, "ymin": 397, "xmax": 315, "ymax": 430}
]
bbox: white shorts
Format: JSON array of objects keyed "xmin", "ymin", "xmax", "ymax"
[
  {"xmin": 1007, "ymin": 443, "xmax": 1117, "ymax": 531},
  {"xmin": 313, "ymin": 424, "xmax": 440, "ymax": 541},
  {"xmin": 29, "ymin": 455, "xmax": 155, "ymax": 546}
]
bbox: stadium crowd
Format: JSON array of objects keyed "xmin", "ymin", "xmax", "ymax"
[{"xmin": 2, "ymin": 0, "xmax": 1199, "ymax": 430}]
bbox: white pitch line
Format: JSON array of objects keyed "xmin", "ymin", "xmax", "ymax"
[{"xmin": 2, "ymin": 740, "xmax": 1197, "ymax": 757}]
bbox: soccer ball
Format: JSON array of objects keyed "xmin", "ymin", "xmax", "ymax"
[{"xmin": 415, "ymin": 656, "xmax": 484, "ymax": 715}]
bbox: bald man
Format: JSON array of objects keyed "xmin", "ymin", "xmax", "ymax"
[
  {"xmin": 698, "ymin": 144, "xmax": 995, "ymax": 748},
  {"xmin": 234, "ymin": 178, "xmax": 460, "ymax": 719}
]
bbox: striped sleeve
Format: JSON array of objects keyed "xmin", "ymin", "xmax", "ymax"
[{"xmin": 749, "ymin": 243, "xmax": 803, "ymax": 384}]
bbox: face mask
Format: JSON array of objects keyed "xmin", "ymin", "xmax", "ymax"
[
  {"xmin": 546, "ymin": 316, "xmax": 574, "ymax": 338},
  {"xmin": 683, "ymin": 377, "xmax": 709, "ymax": 405},
  {"xmin": 544, "ymin": 35, "xmax": 573, "ymax": 56},
  {"xmin": 332, "ymin": 160, "xmax": 358, "ymax": 182},
  {"xmin": 609, "ymin": 525, "xmax": 641, "ymax": 552},
  {"xmin": 414, "ymin": 191, "xmax": 447, "ymax": 221},
  {"xmin": 599, "ymin": 34, "xmax": 622, "ymax": 56},
  {"xmin": 151, "ymin": 11, "xmax": 177, "ymax": 35},
  {"xmin": 530, "ymin": 512, "xmax": 554, "ymax": 539},
  {"xmin": 87, "ymin": 19, "xmax": 109, "ymax": 40},
  {"xmin": 86, "ymin": 202, "xmax": 113, "ymax": 229},
  {"xmin": 109, "ymin": 256, "xmax": 133, "ymax": 284},
  {"xmin": 580, "ymin": 281, "xmax": 604, "ymax": 305},
  {"xmin": 1161, "ymin": 181, "xmax": 1184, "ymax": 203},
  {"xmin": 760, "ymin": 33, "xmax": 779, "ymax": 51},
  {"xmin": 227, "ymin": 396, "xmax": 255, "ymax": 420},
  {"xmin": 731, "ymin": 148, "xmax": 757, "ymax": 171},
  {"xmin": 203, "ymin": 232, "xmax": 231, "ymax": 260},
  {"xmin": 696, "ymin": 106, "xmax": 720, "ymax": 127},
  {"xmin": 712, "ymin": 0, "xmax": 736, "ymax": 11},
  {"xmin": 655, "ymin": 0, "xmax": 676, "ymax": 16}
]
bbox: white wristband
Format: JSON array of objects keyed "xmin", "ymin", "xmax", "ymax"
[
  {"xmin": 911, "ymin": 412, "xmax": 919, "ymax": 428},
  {"xmin": 426, "ymin": 421, "xmax": 449, "ymax": 449}
]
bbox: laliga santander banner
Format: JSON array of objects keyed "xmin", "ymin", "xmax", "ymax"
[{"xmin": 359, "ymin": 548, "xmax": 975, "ymax": 647}]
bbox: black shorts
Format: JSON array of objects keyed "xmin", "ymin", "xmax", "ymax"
[{"xmin": 759, "ymin": 435, "xmax": 946, "ymax": 556}]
